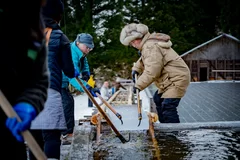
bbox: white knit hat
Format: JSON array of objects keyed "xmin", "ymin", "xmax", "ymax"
[{"xmin": 120, "ymin": 23, "xmax": 149, "ymax": 46}]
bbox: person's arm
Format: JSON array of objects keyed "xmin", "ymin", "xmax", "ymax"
[
  {"xmin": 67, "ymin": 43, "xmax": 87, "ymax": 92},
  {"xmin": 136, "ymin": 45, "xmax": 164, "ymax": 91},
  {"xmin": 16, "ymin": 43, "xmax": 49, "ymax": 113},
  {"xmin": 60, "ymin": 34, "xmax": 75, "ymax": 78},
  {"xmin": 132, "ymin": 57, "xmax": 144, "ymax": 74},
  {"xmin": 69, "ymin": 78, "xmax": 86, "ymax": 92}
]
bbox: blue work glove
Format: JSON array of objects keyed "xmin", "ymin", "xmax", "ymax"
[
  {"xmin": 5, "ymin": 103, "xmax": 37, "ymax": 142},
  {"xmin": 82, "ymin": 71, "xmax": 90, "ymax": 81},
  {"xmin": 74, "ymin": 69, "xmax": 80, "ymax": 77},
  {"xmin": 86, "ymin": 85, "xmax": 101, "ymax": 97},
  {"xmin": 131, "ymin": 70, "xmax": 139, "ymax": 83}
]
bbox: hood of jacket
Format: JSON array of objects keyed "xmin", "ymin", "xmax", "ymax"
[
  {"xmin": 140, "ymin": 32, "xmax": 172, "ymax": 49},
  {"xmin": 71, "ymin": 41, "xmax": 84, "ymax": 58},
  {"xmin": 43, "ymin": 16, "xmax": 61, "ymax": 30}
]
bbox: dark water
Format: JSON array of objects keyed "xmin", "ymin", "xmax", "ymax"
[
  {"xmin": 93, "ymin": 129, "xmax": 240, "ymax": 160},
  {"xmin": 156, "ymin": 129, "xmax": 240, "ymax": 160}
]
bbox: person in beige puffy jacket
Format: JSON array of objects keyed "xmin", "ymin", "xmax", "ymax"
[{"xmin": 120, "ymin": 23, "xmax": 191, "ymax": 123}]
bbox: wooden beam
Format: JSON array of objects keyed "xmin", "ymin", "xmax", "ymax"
[
  {"xmin": 215, "ymin": 60, "xmax": 217, "ymax": 80},
  {"xmin": 197, "ymin": 60, "xmax": 200, "ymax": 81},
  {"xmin": 190, "ymin": 60, "xmax": 192, "ymax": 73},
  {"xmin": 96, "ymin": 114, "xmax": 101, "ymax": 145},
  {"xmin": 224, "ymin": 60, "xmax": 226, "ymax": 78},
  {"xmin": 233, "ymin": 60, "xmax": 235, "ymax": 79},
  {"xmin": 212, "ymin": 70, "xmax": 240, "ymax": 72},
  {"xmin": 128, "ymin": 86, "xmax": 133, "ymax": 105}
]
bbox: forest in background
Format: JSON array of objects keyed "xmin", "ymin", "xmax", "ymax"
[{"xmin": 60, "ymin": 0, "xmax": 240, "ymax": 82}]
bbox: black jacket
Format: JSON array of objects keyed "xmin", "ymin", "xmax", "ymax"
[
  {"xmin": 44, "ymin": 17, "xmax": 75, "ymax": 92},
  {"xmin": 0, "ymin": 27, "xmax": 49, "ymax": 119}
]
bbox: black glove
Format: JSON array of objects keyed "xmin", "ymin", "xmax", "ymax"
[
  {"xmin": 131, "ymin": 70, "xmax": 139, "ymax": 83},
  {"xmin": 82, "ymin": 71, "xmax": 90, "ymax": 81},
  {"xmin": 86, "ymin": 85, "xmax": 100, "ymax": 97},
  {"xmin": 92, "ymin": 87, "xmax": 101, "ymax": 95},
  {"xmin": 133, "ymin": 86, "xmax": 140, "ymax": 94}
]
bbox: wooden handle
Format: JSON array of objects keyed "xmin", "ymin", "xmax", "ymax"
[
  {"xmin": 134, "ymin": 74, "xmax": 142, "ymax": 117},
  {"xmin": 147, "ymin": 113, "xmax": 161, "ymax": 159},
  {"xmin": 96, "ymin": 93, "xmax": 117, "ymax": 115},
  {"xmin": 75, "ymin": 79, "xmax": 122, "ymax": 136},
  {"xmin": 0, "ymin": 90, "xmax": 47, "ymax": 160},
  {"xmin": 134, "ymin": 74, "xmax": 138, "ymax": 84}
]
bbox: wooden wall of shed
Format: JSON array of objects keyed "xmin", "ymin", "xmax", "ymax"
[{"xmin": 182, "ymin": 37, "xmax": 240, "ymax": 81}]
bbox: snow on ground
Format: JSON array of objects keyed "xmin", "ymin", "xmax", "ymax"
[{"xmin": 74, "ymin": 93, "xmax": 101, "ymax": 120}]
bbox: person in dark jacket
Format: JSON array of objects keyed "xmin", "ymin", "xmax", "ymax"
[
  {"xmin": 30, "ymin": 0, "xmax": 79, "ymax": 159},
  {"xmin": 0, "ymin": 1, "xmax": 49, "ymax": 160}
]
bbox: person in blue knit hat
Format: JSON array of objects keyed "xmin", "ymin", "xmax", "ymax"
[
  {"xmin": 29, "ymin": 0, "xmax": 79, "ymax": 159},
  {"xmin": 61, "ymin": 33, "xmax": 100, "ymax": 142}
]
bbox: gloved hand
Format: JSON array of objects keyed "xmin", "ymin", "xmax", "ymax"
[
  {"xmin": 82, "ymin": 71, "xmax": 90, "ymax": 81},
  {"xmin": 74, "ymin": 69, "xmax": 80, "ymax": 77},
  {"xmin": 5, "ymin": 103, "xmax": 37, "ymax": 142},
  {"xmin": 133, "ymin": 86, "xmax": 140, "ymax": 94},
  {"xmin": 86, "ymin": 85, "xmax": 101, "ymax": 97},
  {"xmin": 131, "ymin": 70, "xmax": 139, "ymax": 83}
]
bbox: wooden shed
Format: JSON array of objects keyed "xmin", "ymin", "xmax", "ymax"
[{"xmin": 181, "ymin": 33, "xmax": 240, "ymax": 81}]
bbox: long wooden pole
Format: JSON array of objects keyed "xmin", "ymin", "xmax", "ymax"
[
  {"xmin": 0, "ymin": 90, "xmax": 47, "ymax": 160},
  {"xmin": 75, "ymin": 78, "xmax": 129, "ymax": 143},
  {"xmin": 147, "ymin": 113, "xmax": 161, "ymax": 160},
  {"xmin": 100, "ymin": 90, "xmax": 121, "ymax": 112},
  {"xmin": 96, "ymin": 93, "xmax": 123, "ymax": 124},
  {"xmin": 96, "ymin": 114, "xmax": 101, "ymax": 144},
  {"xmin": 135, "ymin": 74, "xmax": 142, "ymax": 126}
]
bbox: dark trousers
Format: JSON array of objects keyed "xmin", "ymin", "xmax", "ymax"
[
  {"xmin": 29, "ymin": 129, "xmax": 61, "ymax": 159},
  {"xmin": 29, "ymin": 130, "xmax": 44, "ymax": 160},
  {"xmin": 1, "ymin": 119, "xmax": 27, "ymax": 160},
  {"xmin": 153, "ymin": 91, "xmax": 181, "ymax": 123},
  {"xmin": 88, "ymin": 98, "xmax": 93, "ymax": 107},
  {"xmin": 61, "ymin": 88, "xmax": 74, "ymax": 135},
  {"xmin": 42, "ymin": 130, "xmax": 62, "ymax": 159}
]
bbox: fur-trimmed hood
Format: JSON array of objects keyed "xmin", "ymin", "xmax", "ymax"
[{"xmin": 142, "ymin": 32, "xmax": 172, "ymax": 49}]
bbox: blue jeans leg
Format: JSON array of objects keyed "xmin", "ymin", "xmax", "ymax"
[
  {"xmin": 153, "ymin": 91, "xmax": 164, "ymax": 123},
  {"xmin": 88, "ymin": 98, "xmax": 93, "ymax": 107},
  {"xmin": 153, "ymin": 90, "xmax": 181, "ymax": 123},
  {"xmin": 161, "ymin": 98, "xmax": 181, "ymax": 123}
]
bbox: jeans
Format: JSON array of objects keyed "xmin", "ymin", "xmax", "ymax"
[
  {"xmin": 29, "ymin": 129, "xmax": 61, "ymax": 159},
  {"xmin": 153, "ymin": 90, "xmax": 181, "ymax": 123},
  {"xmin": 88, "ymin": 98, "xmax": 93, "ymax": 107},
  {"xmin": 61, "ymin": 88, "xmax": 74, "ymax": 135},
  {"xmin": 42, "ymin": 129, "xmax": 62, "ymax": 159}
]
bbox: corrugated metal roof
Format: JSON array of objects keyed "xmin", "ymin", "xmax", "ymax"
[{"xmin": 180, "ymin": 33, "xmax": 240, "ymax": 57}]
